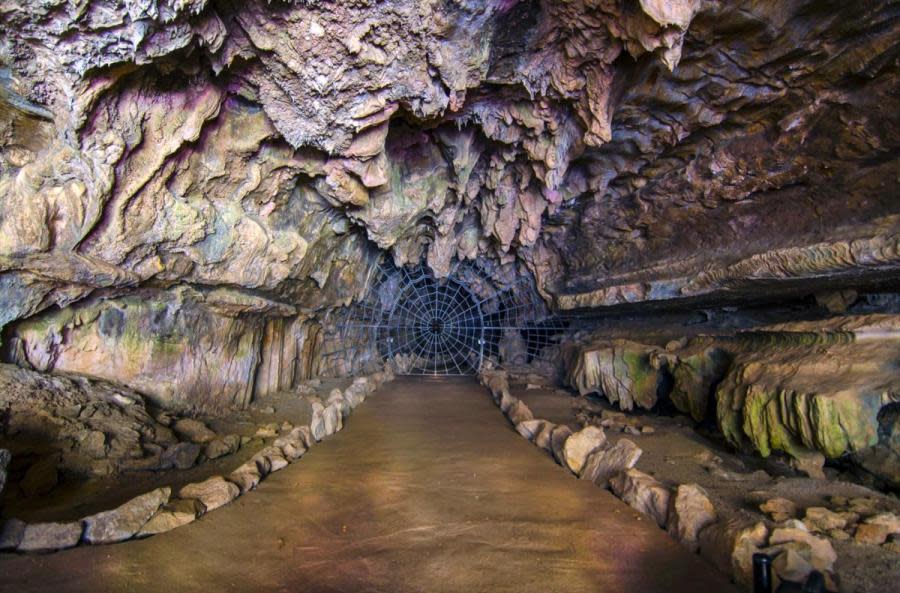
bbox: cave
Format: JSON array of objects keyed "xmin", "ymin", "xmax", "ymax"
[{"xmin": 0, "ymin": 1, "xmax": 898, "ymax": 592}]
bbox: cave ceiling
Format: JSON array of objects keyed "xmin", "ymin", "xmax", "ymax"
[{"xmin": 0, "ymin": 0, "xmax": 898, "ymax": 327}]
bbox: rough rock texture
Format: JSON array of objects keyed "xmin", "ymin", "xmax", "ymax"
[
  {"xmin": 178, "ymin": 476, "xmax": 240, "ymax": 512},
  {"xmin": 0, "ymin": 1, "xmax": 896, "ymax": 407},
  {"xmin": 17, "ymin": 521, "xmax": 83, "ymax": 552},
  {"xmin": 610, "ymin": 468, "xmax": 671, "ymax": 528},
  {"xmin": 667, "ymin": 483, "xmax": 717, "ymax": 551},
  {"xmin": 566, "ymin": 316, "xmax": 900, "ymax": 486},
  {"xmin": 82, "ymin": 487, "xmax": 170, "ymax": 544}
]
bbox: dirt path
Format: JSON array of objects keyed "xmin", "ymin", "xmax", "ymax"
[{"xmin": 0, "ymin": 377, "xmax": 736, "ymax": 593}]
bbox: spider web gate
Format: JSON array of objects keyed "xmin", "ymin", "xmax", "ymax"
[{"xmin": 318, "ymin": 265, "xmax": 568, "ymax": 376}]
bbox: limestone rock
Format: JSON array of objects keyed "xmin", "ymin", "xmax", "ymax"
[
  {"xmin": 83, "ymin": 487, "xmax": 171, "ymax": 544},
  {"xmin": 274, "ymin": 427, "xmax": 311, "ymax": 461},
  {"xmin": 137, "ymin": 498, "xmax": 201, "ymax": 537},
  {"xmin": 580, "ymin": 439, "xmax": 643, "ymax": 487},
  {"xmin": 506, "ymin": 400, "xmax": 534, "ymax": 426},
  {"xmin": 18, "ymin": 521, "xmax": 83, "ymax": 552},
  {"xmin": 0, "ymin": 518, "xmax": 26, "ymax": 551},
  {"xmin": 162, "ymin": 442, "xmax": 202, "ymax": 470},
  {"xmin": 172, "ymin": 419, "xmax": 217, "ymax": 444},
  {"xmin": 696, "ymin": 518, "xmax": 768, "ymax": 589},
  {"xmin": 228, "ymin": 461, "xmax": 263, "ymax": 494},
  {"xmin": 562, "ymin": 426, "xmax": 607, "ymax": 475},
  {"xmin": 550, "ymin": 425, "xmax": 573, "ymax": 466},
  {"xmin": 533, "ymin": 421, "xmax": 557, "ymax": 452},
  {"xmin": 515, "ymin": 419, "xmax": 549, "ymax": 442},
  {"xmin": 179, "ymin": 477, "xmax": 240, "ymax": 512},
  {"xmin": 760, "ymin": 498, "xmax": 797, "ymax": 523},
  {"xmin": 609, "ymin": 468, "xmax": 670, "ymax": 528},
  {"xmin": 802, "ymin": 507, "xmax": 848, "ymax": 533},
  {"xmin": 205, "ymin": 435, "xmax": 241, "ymax": 460},
  {"xmin": 667, "ymin": 484, "xmax": 717, "ymax": 550},
  {"xmin": 768, "ymin": 521, "xmax": 836, "ymax": 572}
]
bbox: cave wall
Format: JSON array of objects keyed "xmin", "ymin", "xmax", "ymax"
[{"xmin": 0, "ymin": 0, "xmax": 897, "ymax": 411}]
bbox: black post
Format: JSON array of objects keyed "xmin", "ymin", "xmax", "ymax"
[
  {"xmin": 753, "ymin": 553, "xmax": 773, "ymax": 593},
  {"xmin": 802, "ymin": 571, "xmax": 825, "ymax": 593}
]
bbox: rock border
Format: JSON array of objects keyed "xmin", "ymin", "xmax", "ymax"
[
  {"xmin": 478, "ymin": 369, "xmax": 840, "ymax": 592},
  {"xmin": 0, "ymin": 368, "xmax": 394, "ymax": 554}
]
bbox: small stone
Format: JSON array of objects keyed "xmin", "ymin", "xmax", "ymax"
[
  {"xmin": 21, "ymin": 454, "xmax": 59, "ymax": 498},
  {"xmin": 179, "ymin": 477, "xmax": 240, "ymax": 512},
  {"xmin": 83, "ymin": 487, "xmax": 171, "ymax": 544},
  {"xmin": 610, "ymin": 468, "xmax": 670, "ymax": 528},
  {"xmin": 18, "ymin": 521, "xmax": 83, "ymax": 552},
  {"xmin": 760, "ymin": 497, "xmax": 797, "ymax": 522},
  {"xmin": 864, "ymin": 512, "xmax": 900, "ymax": 535},
  {"xmin": 0, "ymin": 518, "xmax": 26, "ymax": 551},
  {"xmin": 562, "ymin": 426, "xmax": 607, "ymax": 474},
  {"xmin": 255, "ymin": 423, "xmax": 280, "ymax": 438},
  {"xmin": 789, "ymin": 449, "xmax": 826, "ymax": 479},
  {"xmin": 205, "ymin": 434, "xmax": 241, "ymax": 460},
  {"xmin": 172, "ymin": 418, "xmax": 217, "ymax": 444},
  {"xmin": 854, "ymin": 522, "xmax": 891, "ymax": 545},
  {"xmin": 258, "ymin": 405, "xmax": 276, "ymax": 415},
  {"xmin": 641, "ymin": 426, "xmax": 655, "ymax": 434},
  {"xmin": 580, "ymin": 439, "xmax": 642, "ymax": 487},
  {"xmin": 526, "ymin": 383, "xmax": 541, "ymax": 390},
  {"xmin": 827, "ymin": 529, "xmax": 850, "ymax": 541},
  {"xmin": 667, "ymin": 483, "xmax": 717, "ymax": 551},
  {"xmin": 802, "ymin": 507, "xmax": 847, "ymax": 532},
  {"xmin": 848, "ymin": 497, "xmax": 881, "ymax": 515},
  {"xmin": 623, "ymin": 425, "xmax": 641, "ymax": 436},
  {"xmin": 883, "ymin": 541, "xmax": 900, "ymax": 554}
]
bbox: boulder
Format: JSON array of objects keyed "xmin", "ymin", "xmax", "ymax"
[
  {"xmin": 327, "ymin": 389, "xmax": 351, "ymax": 417},
  {"xmin": 256, "ymin": 446, "xmax": 289, "ymax": 472},
  {"xmin": 254, "ymin": 423, "xmax": 280, "ymax": 438},
  {"xmin": 580, "ymin": 439, "xmax": 643, "ymax": 487},
  {"xmin": 162, "ymin": 442, "xmax": 202, "ymax": 469},
  {"xmin": 310, "ymin": 402, "xmax": 327, "ymax": 441},
  {"xmin": 609, "ymin": 468, "xmax": 670, "ymax": 528},
  {"xmin": 323, "ymin": 403, "xmax": 343, "ymax": 435},
  {"xmin": 498, "ymin": 390, "xmax": 516, "ymax": 414},
  {"xmin": 515, "ymin": 419, "xmax": 549, "ymax": 441},
  {"xmin": 802, "ymin": 507, "xmax": 848, "ymax": 532},
  {"xmin": 17, "ymin": 521, "xmax": 83, "ymax": 552},
  {"xmin": 768, "ymin": 521, "xmax": 836, "ymax": 572},
  {"xmin": 772, "ymin": 542, "xmax": 816, "ymax": 583},
  {"xmin": 179, "ymin": 477, "xmax": 240, "ymax": 512},
  {"xmin": 274, "ymin": 427, "xmax": 311, "ymax": 461},
  {"xmin": 506, "ymin": 400, "xmax": 534, "ymax": 425},
  {"xmin": 228, "ymin": 461, "xmax": 262, "ymax": 494},
  {"xmin": 137, "ymin": 499, "xmax": 202, "ymax": 536},
  {"xmin": 864, "ymin": 512, "xmax": 900, "ymax": 535},
  {"xmin": 83, "ymin": 487, "xmax": 171, "ymax": 544},
  {"xmin": 533, "ymin": 421, "xmax": 557, "ymax": 452},
  {"xmin": 759, "ymin": 497, "xmax": 797, "ymax": 522},
  {"xmin": 696, "ymin": 518, "xmax": 768, "ymax": 589},
  {"xmin": 205, "ymin": 434, "xmax": 241, "ymax": 460},
  {"xmin": 0, "ymin": 518, "xmax": 26, "ymax": 551},
  {"xmin": 562, "ymin": 426, "xmax": 607, "ymax": 474},
  {"xmin": 172, "ymin": 418, "xmax": 217, "ymax": 444},
  {"xmin": 549, "ymin": 425, "xmax": 573, "ymax": 466},
  {"xmin": 667, "ymin": 484, "xmax": 717, "ymax": 550}
]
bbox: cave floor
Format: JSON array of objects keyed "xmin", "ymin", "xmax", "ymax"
[{"xmin": 0, "ymin": 376, "xmax": 736, "ymax": 593}]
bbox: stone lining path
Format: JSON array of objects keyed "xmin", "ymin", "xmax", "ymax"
[{"xmin": 0, "ymin": 377, "xmax": 737, "ymax": 593}]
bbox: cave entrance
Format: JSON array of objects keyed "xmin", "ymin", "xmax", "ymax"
[
  {"xmin": 378, "ymin": 267, "xmax": 486, "ymax": 375},
  {"xmin": 330, "ymin": 264, "xmax": 567, "ymax": 376}
]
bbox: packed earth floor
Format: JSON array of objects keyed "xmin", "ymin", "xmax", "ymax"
[{"xmin": 0, "ymin": 377, "xmax": 737, "ymax": 593}]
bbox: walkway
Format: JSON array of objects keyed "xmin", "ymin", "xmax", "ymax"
[{"xmin": 0, "ymin": 377, "xmax": 736, "ymax": 593}]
